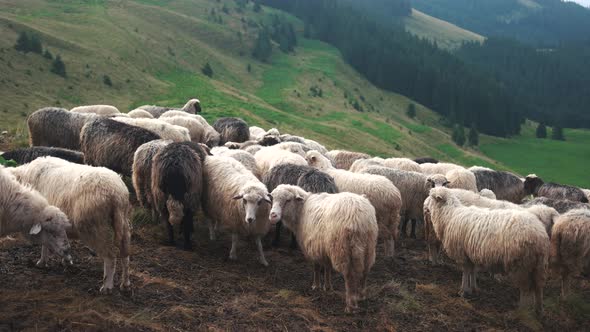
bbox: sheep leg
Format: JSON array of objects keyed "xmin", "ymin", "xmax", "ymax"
[
  {"xmin": 151, "ymin": 209, "xmax": 159, "ymax": 224},
  {"xmin": 470, "ymin": 271, "xmax": 479, "ymax": 294},
  {"xmin": 460, "ymin": 265, "xmax": 474, "ymax": 297},
  {"xmin": 289, "ymin": 232, "xmax": 298, "ymax": 249},
  {"xmin": 207, "ymin": 218, "xmax": 216, "ymax": 241},
  {"xmin": 324, "ymin": 267, "xmax": 333, "ymax": 292},
  {"xmin": 312, "ymin": 264, "xmax": 321, "ymax": 290},
  {"xmin": 256, "ymin": 236, "xmax": 268, "ymax": 267},
  {"xmin": 165, "ymin": 222, "xmax": 175, "ymax": 246},
  {"xmin": 119, "ymin": 256, "xmax": 130, "ymax": 291},
  {"xmin": 100, "ymin": 258, "xmax": 116, "ymax": 294},
  {"xmin": 409, "ymin": 219, "xmax": 417, "ymax": 239},
  {"xmin": 535, "ymin": 283, "xmax": 544, "ymax": 316},
  {"xmin": 400, "ymin": 219, "xmax": 408, "ymax": 239},
  {"xmin": 36, "ymin": 245, "xmax": 50, "ymax": 267},
  {"xmin": 343, "ymin": 271, "xmax": 359, "ymax": 314},
  {"xmin": 560, "ymin": 271, "xmax": 570, "ymax": 300},
  {"xmin": 272, "ymin": 221, "xmax": 283, "ymax": 247},
  {"xmin": 384, "ymin": 232, "xmax": 395, "ymax": 257},
  {"xmin": 229, "ymin": 233, "xmax": 239, "ymax": 261},
  {"xmin": 182, "ymin": 209, "xmax": 193, "ymax": 251}
]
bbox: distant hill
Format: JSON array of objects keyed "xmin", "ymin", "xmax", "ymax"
[
  {"xmin": 404, "ymin": 9, "xmax": 484, "ymax": 49},
  {"xmin": 412, "ymin": 0, "xmax": 590, "ymax": 45}
]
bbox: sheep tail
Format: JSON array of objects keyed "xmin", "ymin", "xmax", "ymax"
[{"xmin": 166, "ymin": 196, "xmax": 184, "ymax": 226}]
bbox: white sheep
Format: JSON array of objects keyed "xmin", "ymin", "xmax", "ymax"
[
  {"xmin": 249, "ymin": 126, "xmax": 266, "ymax": 140},
  {"xmin": 428, "ymin": 187, "xmax": 550, "ymax": 314},
  {"xmin": 202, "ymin": 156, "xmax": 272, "ymax": 266},
  {"xmin": 70, "ymin": 105, "xmax": 120, "ymax": 116},
  {"xmin": 306, "ymin": 150, "xmax": 402, "ymax": 257},
  {"xmin": 10, "ymin": 157, "xmax": 132, "ymax": 293},
  {"xmin": 211, "ymin": 147, "xmax": 260, "ymax": 178},
  {"xmin": 1, "ymin": 166, "xmax": 72, "ymax": 265},
  {"xmin": 113, "ymin": 117, "xmax": 190, "ymax": 142},
  {"xmin": 550, "ymin": 209, "xmax": 590, "ymax": 299},
  {"xmin": 127, "ymin": 109, "xmax": 155, "ymax": 119},
  {"xmin": 446, "ymin": 168, "xmax": 478, "ymax": 192},
  {"xmin": 348, "ymin": 157, "xmax": 385, "ymax": 173},
  {"xmin": 383, "ymin": 158, "xmax": 421, "ymax": 172},
  {"xmin": 269, "ymin": 185, "xmax": 378, "ymax": 313},
  {"xmin": 160, "ymin": 111, "xmax": 220, "ymax": 147},
  {"xmin": 159, "ymin": 116, "xmax": 206, "ymax": 143},
  {"xmin": 139, "ymin": 99, "xmax": 201, "ymax": 118},
  {"xmin": 254, "ymin": 145, "xmax": 308, "ymax": 177},
  {"xmin": 419, "ymin": 162, "xmax": 464, "ymax": 175}
]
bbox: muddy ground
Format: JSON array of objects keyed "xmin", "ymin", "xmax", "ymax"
[{"xmin": 1, "ymin": 212, "xmax": 588, "ymax": 332}]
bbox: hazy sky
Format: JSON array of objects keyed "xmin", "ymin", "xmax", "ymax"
[{"xmin": 568, "ymin": 0, "xmax": 590, "ymax": 7}]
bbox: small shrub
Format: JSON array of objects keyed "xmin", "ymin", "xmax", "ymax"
[
  {"xmin": 50, "ymin": 55, "xmax": 66, "ymax": 77},
  {"xmin": 43, "ymin": 49, "xmax": 53, "ymax": 60},
  {"xmin": 406, "ymin": 103, "xmax": 416, "ymax": 118},
  {"xmin": 201, "ymin": 62, "xmax": 213, "ymax": 78},
  {"xmin": 103, "ymin": 74, "xmax": 113, "ymax": 86},
  {"xmin": 536, "ymin": 122, "xmax": 547, "ymax": 139}
]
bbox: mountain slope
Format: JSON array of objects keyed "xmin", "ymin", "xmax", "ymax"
[
  {"xmin": 0, "ymin": 0, "xmax": 503, "ymax": 168},
  {"xmin": 404, "ymin": 9, "xmax": 484, "ymax": 49}
]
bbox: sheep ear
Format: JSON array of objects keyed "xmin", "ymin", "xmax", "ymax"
[
  {"xmin": 29, "ymin": 223, "xmax": 42, "ymax": 235},
  {"xmin": 295, "ymin": 195, "xmax": 304, "ymax": 202},
  {"xmin": 434, "ymin": 193, "xmax": 445, "ymax": 201},
  {"xmin": 232, "ymin": 194, "xmax": 243, "ymax": 200}
]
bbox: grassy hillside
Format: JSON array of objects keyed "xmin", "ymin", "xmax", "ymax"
[
  {"xmin": 404, "ymin": 9, "xmax": 484, "ymax": 49},
  {"xmin": 0, "ymin": 0, "xmax": 502, "ymax": 169}
]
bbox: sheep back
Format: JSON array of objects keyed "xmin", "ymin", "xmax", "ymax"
[{"xmin": 1, "ymin": 147, "xmax": 84, "ymax": 165}]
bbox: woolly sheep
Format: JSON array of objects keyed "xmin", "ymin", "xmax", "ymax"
[
  {"xmin": 0, "ymin": 166, "xmax": 72, "ymax": 266},
  {"xmin": 28, "ymin": 107, "xmax": 98, "ymax": 150},
  {"xmin": 469, "ymin": 167, "xmax": 530, "ymax": 203},
  {"xmin": 132, "ymin": 139, "xmax": 172, "ymax": 214},
  {"xmin": 152, "ymin": 143, "xmax": 204, "ymax": 250},
  {"xmin": 10, "ymin": 157, "xmax": 132, "ymax": 293},
  {"xmin": 113, "ymin": 117, "xmax": 190, "ymax": 142},
  {"xmin": 269, "ymin": 185, "xmax": 378, "ymax": 313},
  {"xmin": 522, "ymin": 197, "xmax": 590, "ymax": 214},
  {"xmin": 160, "ymin": 111, "xmax": 220, "ymax": 147},
  {"xmin": 414, "ymin": 157, "xmax": 438, "ymax": 164},
  {"xmin": 212, "ymin": 147, "xmax": 260, "ymax": 178},
  {"xmin": 262, "ymin": 164, "xmax": 338, "ymax": 247},
  {"xmin": 249, "ymin": 126, "xmax": 266, "ymax": 140},
  {"xmin": 325, "ymin": 150, "xmax": 370, "ymax": 170},
  {"xmin": 307, "ymin": 150, "xmax": 402, "ymax": 257},
  {"xmin": 159, "ymin": 116, "xmax": 207, "ymax": 143},
  {"xmin": 127, "ymin": 109, "xmax": 155, "ymax": 119},
  {"xmin": 81, "ymin": 118, "xmax": 161, "ymax": 177},
  {"xmin": 254, "ymin": 145, "xmax": 308, "ymax": 177},
  {"xmin": 446, "ymin": 168, "xmax": 478, "ymax": 192},
  {"xmin": 70, "ymin": 105, "xmax": 120, "ymax": 116},
  {"xmin": 244, "ymin": 144, "xmax": 263, "ymax": 155},
  {"xmin": 1, "ymin": 147, "xmax": 84, "ymax": 165},
  {"xmin": 202, "ymin": 156, "xmax": 272, "ymax": 266},
  {"xmin": 524, "ymin": 175, "xmax": 589, "ymax": 203},
  {"xmin": 583, "ymin": 189, "xmax": 590, "ymax": 203},
  {"xmin": 428, "ymin": 187, "xmax": 549, "ymax": 314},
  {"xmin": 419, "ymin": 162, "xmax": 464, "ymax": 175},
  {"xmin": 213, "ymin": 117, "xmax": 249, "ymax": 145},
  {"xmin": 479, "ymin": 189, "xmax": 496, "ymax": 199},
  {"xmin": 383, "ymin": 158, "xmax": 421, "ymax": 173},
  {"xmin": 550, "ymin": 209, "xmax": 590, "ymax": 299},
  {"xmin": 348, "ymin": 157, "xmax": 385, "ymax": 173},
  {"xmin": 139, "ymin": 98, "xmax": 201, "ymax": 118}
]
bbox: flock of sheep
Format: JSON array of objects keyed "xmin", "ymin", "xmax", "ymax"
[{"xmin": 1, "ymin": 98, "xmax": 589, "ymax": 314}]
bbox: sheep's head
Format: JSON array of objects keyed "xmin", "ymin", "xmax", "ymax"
[
  {"xmin": 205, "ymin": 131, "xmax": 221, "ymax": 148},
  {"xmin": 306, "ymin": 150, "xmax": 331, "ymax": 170},
  {"xmin": 524, "ymin": 174, "xmax": 544, "ymax": 196},
  {"xmin": 429, "ymin": 187, "xmax": 456, "ymax": 205},
  {"xmin": 232, "ymin": 186, "xmax": 271, "ymax": 224},
  {"xmin": 184, "ymin": 99, "xmax": 201, "ymax": 114},
  {"xmin": 258, "ymin": 135, "xmax": 280, "ymax": 147},
  {"xmin": 269, "ymin": 185, "xmax": 308, "ymax": 225},
  {"xmin": 479, "ymin": 188, "xmax": 496, "ymax": 199},
  {"xmin": 426, "ymin": 174, "xmax": 449, "ymax": 189},
  {"xmin": 30, "ymin": 206, "xmax": 73, "ymax": 264}
]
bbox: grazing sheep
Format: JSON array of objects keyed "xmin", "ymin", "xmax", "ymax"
[
  {"xmin": 263, "ymin": 164, "xmax": 338, "ymax": 247},
  {"xmin": 383, "ymin": 158, "xmax": 421, "ymax": 173},
  {"xmin": 361, "ymin": 167, "xmax": 446, "ymax": 240},
  {"xmin": 159, "ymin": 116, "xmax": 206, "ymax": 143},
  {"xmin": 269, "ymin": 185, "xmax": 378, "ymax": 313},
  {"xmin": 446, "ymin": 168, "xmax": 478, "ymax": 192},
  {"xmin": 139, "ymin": 99, "xmax": 201, "ymax": 118},
  {"xmin": 1, "ymin": 147, "xmax": 84, "ymax": 165},
  {"xmin": 582, "ymin": 189, "xmax": 590, "ymax": 202},
  {"xmin": 348, "ymin": 157, "xmax": 385, "ymax": 173},
  {"xmin": 244, "ymin": 144, "xmax": 263, "ymax": 155},
  {"xmin": 325, "ymin": 150, "xmax": 370, "ymax": 170},
  {"xmin": 419, "ymin": 162, "xmax": 464, "ymax": 175},
  {"xmin": 70, "ymin": 105, "xmax": 120, "ymax": 116},
  {"xmin": 113, "ymin": 117, "xmax": 190, "ymax": 142},
  {"xmin": 249, "ymin": 126, "xmax": 266, "ymax": 140},
  {"xmin": 213, "ymin": 117, "xmax": 249, "ymax": 145},
  {"xmin": 28, "ymin": 107, "xmax": 98, "ymax": 150},
  {"xmin": 479, "ymin": 189, "xmax": 496, "ymax": 199},
  {"xmin": 254, "ymin": 145, "xmax": 308, "ymax": 177},
  {"xmin": 127, "ymin": 109, "xmax": 154, "ymax": 119},
  {"xmin": 152, "ymin": 143, "xmax": 204, "ymax": 250},
  {"xmin": 522, "ymin": 197, "xmax": 590, "ymax": 214},
  {"xmin": 211, "ymin": 147, "xmax": 260, "ymax": 178},
  {"xmin": 428, "ymin": 187, "xmax": 549, "ymax": 314},
  {"xmin": 132, "ymin": 139, "xmax": 172, "ymax": 213},
  {"xmin": 160, "ymin": 111, "xmax": 220, "ymax": 147},
  {"xmin": 202, "ymin": 156, "xmax": 272, "ymax": 266},
  {"xmin": 1, "ymin": 166, "xmax": 72, "ymax": 265},
  {"xmin": 81, "ymin": 118, "xmax": 161, "ymax": 177},
  {"xmin": 307, "ymin": 151, "xmax": 402, "ymax": 257},
  {"xmin": 470, "ymin": 167, "xmax": 529, "ymax": 203},
  {"xmin": 550, "ymin": 209, "xmax": 590, "ymax": 298},
  {"xmin": 10, "ymin": 157, "xmax": 132, "ymax": 293},
  {"xmin": 524, "ymin": 175, "xmax": 589, "ymax": 203},
  {"xmin": 414, "ymin": 157, "xmax": 439, "ymax": 164}
]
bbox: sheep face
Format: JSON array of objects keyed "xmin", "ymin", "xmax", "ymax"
[
  {"xmin": 233, "ymin": 187, "xmax": 271, "ymax": 224},
  {"xmin": 429, "ymin": 187, "xmax": 458, "ymax": 206},
  {"xmin": 306, "ymin": 151, "xmax": 331, "ymax": 170},
  {"xmin": 31, "ymin": 206, "xmax": 73, "ymax": 264},
  {"xmin": 426, "ymin": 174, "xmax": 449, "ymax": 190},
  {"xmin": 205, "ymin": 132, "xmax": 221, "ymax": 148},
  {"xmin": 524, "ymin": 174, "xmax": 544, "ymax": 196},
  {"xmin": 269, "ymin": 185, "xmax": 306, "ymax": 225}
]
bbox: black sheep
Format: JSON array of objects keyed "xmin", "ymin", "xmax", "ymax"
[
  {"xmin": 1, "ymin": 147, "xmax": 84, "ymax": 165},
  {"xmin": 213, "ymin": 117, "xmax": 249, "ymax": 145},
  {"xmin": 413, "ymin": 157, "xmax": 439, "ymax": 164}
]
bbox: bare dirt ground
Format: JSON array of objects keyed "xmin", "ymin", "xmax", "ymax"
[{"xmin": 1, "ymin": 213, "xmax": 588, "ymax": 332}]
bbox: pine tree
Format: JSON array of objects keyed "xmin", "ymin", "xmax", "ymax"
[
  {"xmin": 551, "ymin": 125, "xmax": 565, "ymax": 141},
  {"xmin": 252, "ymin": 27, "xmax": 272, "ymax": 62},
  {"xmin": 43, "ymin": 49, "xmax": 53, "ymax": 60},
  {"xmin": 14, "ymin": 31, "xmax": 30, "ymax": 53},
  {"xmin": 468, "ymin": 123, "xmax": 479, "ymax": 146},
  {"xmin": 536, "ymin": 122, "xmax": 547, "ymax": 138},
  {"xmin": 201, "ymin": 62, "xmax": 213, "ymax": 77},
  {"xmin": 452, "ymin": 124, "xmax": 466, "ymax": 146},
  {"xmin": 253, "ymin": 2, "xmax": 262, "ymax": 12},
  {"xmin": 103, "ymin": 75, "xmax": 113, "ymax": 86},
  {"xmin": 29, "ymin": 34, "xmax": 42, "ymax": 54},
  {"xmin": 406, "ymin": 103, "xmax": 416, "ymax": 118},
  {"xmin": 303, "ymin": 21, "xmax": 312, "ymax": 38},
  {"xmin": 50, "ymin": 55, "xmax": 66, "ymax": 77}
]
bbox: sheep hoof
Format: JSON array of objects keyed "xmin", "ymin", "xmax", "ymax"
[
  {"xmin": 99, "ymin": 286, "xmax": 113, "ymax": 295},
  {"xmin": 229, "ymin": 254, "xmax": 238, "ymax": 261},
  {"xmin": 36, "ymin": 259, "xmax": 48, "ymax": 268},
  {"xmin": 259, "ymin": 258, "xmax": 269, "ymax": 267}
]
